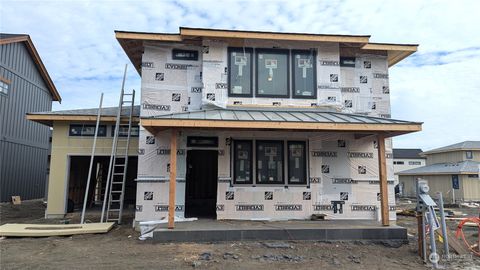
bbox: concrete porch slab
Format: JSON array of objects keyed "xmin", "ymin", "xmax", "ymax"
[{"xmin": 152, "ymin": 220, "xmax": 407, "ymax": 242}]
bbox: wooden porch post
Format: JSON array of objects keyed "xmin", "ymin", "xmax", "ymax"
[
  {"xmin": 377, "ymin": 133, "xmax": 389, "ymax": 226},
  {"xmin": 168, "ymin": 129, "xmax": 177, "ymax": 229}
]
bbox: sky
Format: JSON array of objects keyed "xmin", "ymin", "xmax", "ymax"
[{"xmin": 1, "ymin": 0, "xmax": 479, "ymax": 151}]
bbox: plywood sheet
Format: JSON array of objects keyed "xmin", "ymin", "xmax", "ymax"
[{"xmin": 0, "ymin": 223, "xmax": 114, "ymax": 237}]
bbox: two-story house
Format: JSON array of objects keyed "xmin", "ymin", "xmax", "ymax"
[
  {"xmin": 398, "ymin": 141, "xmax": 480, "ymax": 202},
  {"xmin": 1, "ymin": 34, "xmax": 61, "ymax": 202},
  {"xmin": 392, "ymin": 148, "xmax": 426, "ymax": 184},
  {"xmin": 115, "ymin": 27, "xmax": 421, "ymax": 227}
]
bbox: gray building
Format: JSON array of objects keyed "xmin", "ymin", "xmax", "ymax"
[{"xmin": 0, "ymin": 34, "xmax": 61, "ymax": 202}]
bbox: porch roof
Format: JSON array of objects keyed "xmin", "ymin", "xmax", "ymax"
[{"xmin": 141, "ymin": 108, "xmax": 422, "ymax": 137}]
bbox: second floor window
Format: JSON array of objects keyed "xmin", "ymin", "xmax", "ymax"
[
  {"xmin": 292, "ymin": 50, "xmax": 316, "ymax": 98},
  {"xmin": 256, "ymin": 49, "xmax": 289, "ymax": 97},
  {"xmin": 69, "ymin": 124, "xmax": 106, "ymax": 137},
  {"xmin": 228, "ymin": 48, "xmax": 253, "ymax": 97}
]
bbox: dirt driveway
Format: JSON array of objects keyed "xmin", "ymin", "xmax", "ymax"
[{"xmin": 0, "ymin": 200, "xmax": 478, "ymax": 270}]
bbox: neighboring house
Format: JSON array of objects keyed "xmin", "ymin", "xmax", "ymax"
[
  {"xmin": 392, "ymin": 148, "xmax": 426, "ymax": 184},
  {"xmin": 27, "ymin": 106, "xmax": 139, "ymax": 218},
  {"xmin": 398, "ymin": 141, "xmax": 480, "ymax": 202},
  {"xmin": 0, "ymin": 34, "xmax": 61, "ymax": 202},
  {"xmin": 114, "ymin": 27, "xmax": 421, "ymax": 226}
]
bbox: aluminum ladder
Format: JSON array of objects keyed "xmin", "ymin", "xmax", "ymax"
[{"xmin": 101, "ymin": 88, "xmax": 135, "ymax": 224}]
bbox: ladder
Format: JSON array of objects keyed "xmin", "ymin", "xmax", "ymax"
[{"xmin": 101, "ymin": 88, "xmax": 135, "ymax": 224}]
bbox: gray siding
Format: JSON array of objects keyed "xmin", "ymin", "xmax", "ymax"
[{"xmin": 0, "ymin": 41, "xmax": 53, "ymax": 202}]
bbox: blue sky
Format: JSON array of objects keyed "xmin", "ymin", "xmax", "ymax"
[{"xmin": 1, "ymin": 0, "xmax": 479, "ymax": 151}]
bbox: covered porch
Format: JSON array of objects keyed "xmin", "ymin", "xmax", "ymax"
[{"xmin": 141, "ymin": 108, "xmax": 422, "ymax": 230}]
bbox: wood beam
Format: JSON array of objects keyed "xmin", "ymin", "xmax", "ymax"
[
  {"xmin": 168, "ymin": 129, "xmax": 177, "ymax": 229},
  {"xmin": 377, "ymin": 134, "xmax": 389, "ymax": 226}
]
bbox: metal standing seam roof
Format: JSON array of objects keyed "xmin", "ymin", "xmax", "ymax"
[
  {"xmin": 28, "ymin": 106, "xmax": 141, "ymax": 117},
  {"xmin": 422, "ymin": 141, "xmax": 480, "ymax": 155},
  {"xmin": 396, "ymin": 160, "xmax": 480, "ymax": 175},
  {"xmin": 393, "ymin": 149, "xmax": 425, "ymax": 159},
  {"xmin": 150, "ymin": 108, "xmax": 420, "ymax": 125}
]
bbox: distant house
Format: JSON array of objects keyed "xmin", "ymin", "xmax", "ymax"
[
  {"xmin": 392, "ymin": 148, "xmax": 426, "ymax": 184},
  {"xmin": 398, "ymin": 141, "xmax": 480, "ymax": 202},
  {"xmin": 0, "ymin": 34, "xmax": 61, "ymax": 202}
]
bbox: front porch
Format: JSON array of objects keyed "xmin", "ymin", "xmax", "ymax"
[{"xmin": 151, "ymin": 219, "xmax": 407, "ymax": 242}]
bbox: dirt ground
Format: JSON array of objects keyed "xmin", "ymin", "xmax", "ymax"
[{"xmin": 0, "ymin": 200, "xmax": 479, "ymax": 270}]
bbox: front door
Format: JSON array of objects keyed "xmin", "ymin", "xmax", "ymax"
[{"xmin": 185, "ymin": 150, "xmax": 218, "ymax": 218}]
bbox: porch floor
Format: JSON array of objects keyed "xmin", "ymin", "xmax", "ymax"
[{"xmin": 152, "ymin": 219, "xmax": 407, "ymax": 242}]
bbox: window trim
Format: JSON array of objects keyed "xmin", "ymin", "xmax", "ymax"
[
  {"xmin": 69, "ymin": 124, "xmax": 107, "ymax": 137},
  {"xmin": 255, "ymin": 48, "xmax": 290, "ymax": 98},
  {"xmin": 255, "ymin": 140, "xmax": 285, "ymax": 185},
  {"xmin": 291, "ymin": 50, "xmax": 317, "ymax": 99},
  {"xmin": 233, "ymin": 140, "xmax": 254, "ymax": 185},
  {"xmin": 287, "ymin": 141, "xmax": 307, "ymax": 185},
  {"xmin": 227, "ymin": 47, "xmax": 254, "ymax": 97}
]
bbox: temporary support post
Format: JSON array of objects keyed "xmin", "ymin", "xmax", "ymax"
[
  {"xmin": 168, "ymin": 129, "xmax": 177, "ymax": 229},
  {"xmin": 377, "ymin": 134, "xmax": 389, "ymax": 226},
  {"xmin": 80, "ymin": 93, "xmax": 103, "ymax": 224}
]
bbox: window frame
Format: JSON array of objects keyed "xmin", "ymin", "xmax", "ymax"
[
  {"xmin": 227, "ymin": 47, "xmax": 254, "ymax": 97},
  {"xmin": 111, "ymin": 125, "xmax": 139, "ymax": 137},
  {"xmin": 466, "ymin": 151, "xmax": 473, "ymax": 159},
  {"xmin": 0, "ymin": 77, "xmax": 11, "ymax": 95},
  {"xmin": 69, "ymin": 124, "xmax": 107, "ymax": 137},
  {"xmin": 287, "ymin": 141, "xmax": 307, "ymax": 185},
  {"xmin": 255, "ymin": 140, "xmax": 285, "ymax": 185},
  {"xmin": 255, "ymin": 48, "xmax": 290, "ymax": 98},
  {"xmin": 291, "ymin": 50, "xmax": 317, "ymax": 99},
  {"xmin": 233, "ymin": 140, "xmax": 254, "ymax": 185},
  {"xmin": 172, "ymin": 49, "xmax": 198, "ymax": 61}
]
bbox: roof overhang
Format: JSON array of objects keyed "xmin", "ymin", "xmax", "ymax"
[
  {"xmin": 0, "ymin": 35, "xmax": 61, "ymax": 102},
  {"xmin": 26, "ymin": 114, "xmax": 140, "ymax": 127},
  {"xmin": 141, "ymin": 118, "xmax": 422, "ymax": 137},
  {"xmin": 115, "ymin": 27, "xmax": 417, "ymax": 74}
]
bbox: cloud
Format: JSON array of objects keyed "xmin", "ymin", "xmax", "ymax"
[{"xmin": 0, "ymin": 0, "xmax": 479, "ymax": 150}]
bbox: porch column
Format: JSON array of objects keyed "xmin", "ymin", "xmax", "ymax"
[
  {"xmin": 377, "ymin": 133, "xmax": 389, "ymax": 226},
  {"xmin": 168, "ymin": 129, "xmax": 177, "ymax": 229}
]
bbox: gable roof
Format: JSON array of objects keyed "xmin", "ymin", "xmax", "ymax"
[
  {"xmin": 397, "ymin": 160, "xmax": 480, "ymax": 176},
  {"xmin": 422, "ymin": 141, "xmax": 480, "ymax": 155},
  {"xmin": 0, "ymin": 33, "xmax": 61, "ymax": 102},
  {"xmin": 115, "ymin": 27, "xmax": 418, "ymax": 74},
  {"xmin": 393, "ymin": 148, "xmax": 425, "ymax": 159}
]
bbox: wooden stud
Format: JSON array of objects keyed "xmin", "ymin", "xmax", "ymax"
[
  {"xmin": 377, "ymin": 134, "xmax": 389, "ymax": 226},
  {"xmin": 168, "ymin": 129, "xmax": 177, "ymax": 229}
]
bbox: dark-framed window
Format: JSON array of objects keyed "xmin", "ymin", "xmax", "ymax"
[
  {"xmin": 187, "ymin": 136, "xmax": 218, "ymax": 147},
  {"xmin": 287, "ymin": 141, "xmax": 307, "ymax": 184},
  {"xmin": 466, "ymin": 151, "xmax": 473, "ymax": 159},
  {"xmin": 172, "ymin": 49, "xmax": 198, "ymax": 61},
  {"xmin": 111, "ymin": 125, "xmax": 139, "ymax": 137},
  {"xmin": 340, "ymin": 57, "xmax": 356, "ymax": 67},
  {"xmin": 233, "ymin": 140, "xmax": 253, "ymax": 184},
  {"xmin": 256, "ymin": 140, "xmax": 284, "ymax": 184},
  {"xmin": 292, "ymin": 50, "xmax": 316, "ymax": 99},
  {"xmin": 228, "ymin": 47, "xmax": 253, "ymax": 97},
  {"xmin": 256, "ymin": 49, "xmax": 289, "ymax": 98},
  {"xmin": 69, "ymin": 124, "xmax": 106, "ymax": 137}
]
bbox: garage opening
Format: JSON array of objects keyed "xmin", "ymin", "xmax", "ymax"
[{"xmin": 67, "ymin": 156, "xmax": 137, "ymax": 212}]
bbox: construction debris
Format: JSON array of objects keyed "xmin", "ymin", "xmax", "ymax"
[{"xmin": 0, "ymin": 222, "xmax": 114, "ymax": 237}]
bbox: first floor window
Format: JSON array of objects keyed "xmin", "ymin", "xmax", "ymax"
[
  {"xmin": 69, "ymin": 124, "xmax": 106, "ymax": 137},
  {"xmin": 233, "ymin": 140, "xmax": 253, "ymax": 184},
  {"xmin": 288, "ymin": 141, "xmax": 307, "ymax": 184},
  {"xmin": 256, "ymin": 140, "xmax": 284, "ymax": 184}
]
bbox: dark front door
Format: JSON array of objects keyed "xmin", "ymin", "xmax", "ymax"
[{"xmin": 185, "ymin": 150, "xmax": 218, "ymax": 218}]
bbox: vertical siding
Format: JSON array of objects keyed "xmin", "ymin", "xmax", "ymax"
[{"xmin": 0, "ymin": 41, "xmax": 53, "ymax": 202}]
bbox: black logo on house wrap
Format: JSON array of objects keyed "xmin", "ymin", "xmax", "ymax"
[
  {"xmin": 215, "ymin": 83, "xmax": 227, "ymax": 89},
  {"xmin": 341, "ymin": 87, "xmax": 360, "ymax": 93},
  {"xmin": 142, "ymin": 103, "xmax": 171, "ymax": 111},
  {"xmin": 320, "ymin": 60, "xmax": 339, "ymax": 66},
  {"xmin": 225, "ymin": 191, "xmax": 234, "ymax": 200},
  {"xmin": 340, "ymin": 192, "xmax": 349, "ymax": 201},
  {"xmin": 358, "ymin": 166, "xmax": 367, "ymax": 174},
  {"xmin": 191, "ymin": 87, "xmax": 202, "ymax": 93},
  {"xmin": 330, "ymin": 74, "xmax": 339, "ymax": 82},
  {"xmin": 146, "ymin": 136, "xmax": 155, "ymax": 145},
  {"xmin": 206, "ymin": 93, "xmax": 215, "ymax": 101},
  {"xmin": 165, "ymin": 63, "xmax": 189, "ymax": 70},
  {"xmin": 157, "ymin": 149, "xmax": 185, "ymax": 155},
  {"xmin": 373, "ymin": 73, "xmax": 389, "ymax": 79},
  {"xmin": 377, "ymin": 193, "xmax": 381, "ymax": 201},
  {"xmin": 321, "ymin": 165, "xmax": 330, "ymax": 173},
  {"xmin": 309, "ymin": 177, "xmax": 321, "ymax": 183},
  {"xmin": 216, "ymin": 205, "xmax": 225, "ymax": 211},
  {"xmin": 154, "ymin": 205, "xmax": 184, "ymax": 212},
  {"xmin": 264, "ymin": 191, "xmax": 273, "ymax": 200},
  {"xmin": 141, "ymin": 62, "xmax": 154, "ymax": 68},
  {"xmin": 233, "ymin": 101, "xmax": 242, "ymax": 105},
  {"xmin": 344, "ymin": 100, "xmax": 353, "ymax": 108},
  {"xmin": 363, "ymin": 61, "xmax": 371, "ymax": 69},
  {"xmin": 337, "ymin": 140, "xmax": 346, "ymax": 147},
  {"xmin": 144, "ymin": 191, "xmax": 153, "ymax": 200},
  {"xmin": 303, "ymin": 192, "xmax": 311, "ymax": 200},
  {"xmin": 360, "ymin": 76, "xmax": 368, "ymax": 84},
  {"xmin": 382, "ymin": 86, "xmax": 390, "ymax": 94},
  {"xmin": 351, "ymin": 205, "xmax": 377, "ymax": 211},
  {"xmin": 333, "ymin": 178, "xmax": 358, "ymax": 184},
  {"xmin": 155, "ymin": 72, "xmax": 165, "ymax": 81},
  {"xmin": 236, "ymin": 204, "xmax": 264, "ymax": 211},
  {"xmin": 327, "ymin": 96, "xmax": 337, "ymax": 102},
  {"xmin": 347, "ymin": 152, "xmax": 374, "ymax": 158},
  {"xmin": 312, "ymin": 151, "xmax": 337, "ymax": 158},
  {"xmin": 172, "ymin": 93, "xmax": 181, "ymax": 102},
  {"xmin": 313, "ymin": 204, "xmax": 332, "ymax": 211},
  {"xmin": 275, "ymin": 204, "xmax": 302, "ymax": 211}
]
